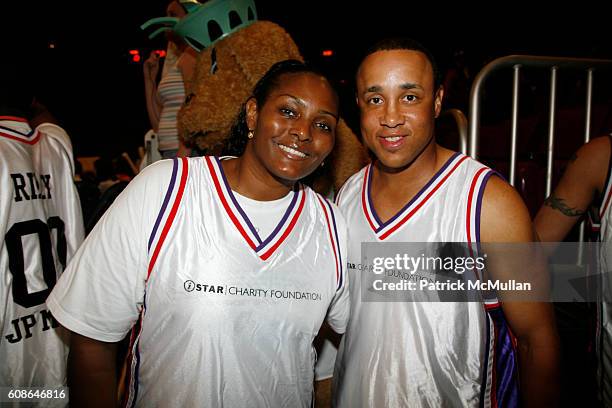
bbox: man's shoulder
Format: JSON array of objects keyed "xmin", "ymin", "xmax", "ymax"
[
  {"xmin": 574, "ymin": 135, "xmax": 611, "ymax": 192},
  {"xmin": 437, "ymin": 142, "xmax": 532, "ymax": 242},
  {"xmin": 434, "ymin": 146, "xmax": 491, "ymax": 177},
  {"xmin": 36, "ymin": 123, "xmax": 72, "ymax": 152},
  {"xmin": 335, "ymin": 165, "xmax": 369, "ymax": 206},
  {"xmin": 480, "ymin": 175, "xmax": 533, "ymax": 242},
  {"xmin": 481, "ymin": 175, "xmax": 517, "ymax": 204},
  {"xmin": 580, "ymin": 134, "xmax": 610, "ymax": 158}
]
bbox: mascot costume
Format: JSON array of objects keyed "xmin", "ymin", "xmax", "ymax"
[{"xmin": 142, "ymin": 0, "xmax": 368, "ymax": 194}]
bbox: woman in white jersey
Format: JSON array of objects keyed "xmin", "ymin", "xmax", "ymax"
[{"xmin": 47, "ymin": 60, "xmax": 349, "ymax": 407}]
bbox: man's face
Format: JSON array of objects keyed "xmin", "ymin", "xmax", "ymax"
[{"xmin": 356, "ymin": 49, "xmax": 443, "ymax": 170}]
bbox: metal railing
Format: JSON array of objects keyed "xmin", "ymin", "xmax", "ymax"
[
  {"xmin": 468, "ymin": 55, "xmax": 612, "ymax": 246},
  {"xmin": 440, "ymin": 108, "xmax": 468, "ymax": 155},
  {"xmin": 468, "ymin": 55, "xmax": 612, "ymax": 190}
]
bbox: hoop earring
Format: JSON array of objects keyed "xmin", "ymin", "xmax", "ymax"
[{"xmin": 247, "ymin": 130, "xmax": 254, "ymax": 139}]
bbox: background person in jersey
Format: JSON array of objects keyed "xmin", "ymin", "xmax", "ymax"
[
  {"xmin": 534, "ymin": 134, "xmax": 612, "ymax": 407},
  {"xmin": 0, "ymin": 57, "xmax": 84, "ymax": 393},
  {"xmin": 330, "ymin": 38, "xmax": 559, "ymax": 407},
  {"xmin": 47, "ymin": 59, "xmax": 349, "ymax": 408}
]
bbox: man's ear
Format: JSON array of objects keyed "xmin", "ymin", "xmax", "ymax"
[
  {"xmin": 434, "ymin": 86, "xmax": 444, "ymax": 118},
  {"xmin": 246, "ymin": 98, "xmax": 258, "ymax": 131}
]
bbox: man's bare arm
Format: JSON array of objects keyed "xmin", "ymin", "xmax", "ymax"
[
  {"xmin": 534, "ymin": 136, "xmax": 610, "ymax": 242},
  {"xmin": 481, "ymin": 177, "xmax": 560, "ymax": 407}
]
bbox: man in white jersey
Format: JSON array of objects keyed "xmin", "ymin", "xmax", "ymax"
[
  {"xmin": 0, "ymin": 59, "xmax": 84, "ymax": 396},
  {"xmin": 534, "ymin": 134, "xmax": 612, "ymax": 406},
  {"xmin": 331, "ymin": 38, "xmax": 559, "ymax": 407},
  {"xmin": 47, "ymin": 60, "xmax": 348, "ymax": 407}
]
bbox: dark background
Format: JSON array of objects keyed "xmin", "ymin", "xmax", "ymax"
[
  {"xmin": 3, "ymin": 1, "xmax": 612, "ymax": 158},
  {"xmin": 4, "ymin": 4, "xmax": 609, "ymax": 405}
]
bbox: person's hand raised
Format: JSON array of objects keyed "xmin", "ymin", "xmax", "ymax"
[{"xmin": 143, "ymin": 52, "xmax": 160, "ymax": 82}]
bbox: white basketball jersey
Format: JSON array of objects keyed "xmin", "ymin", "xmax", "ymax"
[
  {"xmin": 47, "ymin": 156, "xmax": 348, "ymax": 408},
  {"xmin": 596, "ymin": 135, "xmax": 612, "ymax": 407},
  {"xmin": 0, "ymin": 117, "xmax": 84, "ymax": 390},
  {"xmin": 333, "ymin": 152, "xmax": 520, "ymax": 408}
]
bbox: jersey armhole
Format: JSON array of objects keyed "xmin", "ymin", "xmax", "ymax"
[
  {"xmin": 594, "ymin": 135, "xmax": 612, "ymax": 209},
  {"xmin": 146, "ymin": 158, "xmax": 189, "ymax": 280},
  {"xmin": 467, "ymin": 168, "xmax": 497, "ymax": 247}
]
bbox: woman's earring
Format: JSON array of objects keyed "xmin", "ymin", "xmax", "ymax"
[
  {"xmin": 320, "ymin": 161, "xmax": 325, "ymax": 167},
  {"xmin": 247, "ymin": 130, "xmax": 254, "ymax": 139}
]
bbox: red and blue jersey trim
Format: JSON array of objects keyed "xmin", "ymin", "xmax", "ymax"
[
  {"xmin": 316, "ymin": 194, "xmax": 344, "ymax": 290},
  {"xmin": 0, "ymin": 117, "xmax": 40, "ymax": 145},
  {"xmin": 123, "ymin": 294, "xmax": 148, "ymax": 408},
  {"xmin": 480, "ymin": 303, "xmax": 520, "ymax": 408},
  {"xmin": 204, "ymin": 156, "xmax": 306, "ymax": 261},
  {"xmin": 147, "ymin": 157, "xmax": 189, "ymax": 278},
  {"xmin": 361, "ymin": 153, "xmax": 469, "ymax": 241},
  {"xmin": 466, "ymin": 167, "xmax": 520, "ymax": 408},
  {"xmin": 466, "ymin": 166, "xmax": 495, "ymax": 259},
  {"xmin": 126, "ymin": 158, "xmax": 190, "ymax": 405}
]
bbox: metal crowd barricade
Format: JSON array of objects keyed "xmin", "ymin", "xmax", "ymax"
[
  {"xmin": 467, "ymin": 55, "xmax": 612, "ymax": 245},
  {"xmin": 468, "ymin": 55, "xmax": 612, "ymax": 190},
  {"xmin": 440, "ymin": 108, "xmax": 468, "ymax": 155}
]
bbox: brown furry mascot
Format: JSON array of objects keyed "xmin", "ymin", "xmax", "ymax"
[{"xmin": 177, "ymin": 20, "xmax": 368, "ymax": 193}]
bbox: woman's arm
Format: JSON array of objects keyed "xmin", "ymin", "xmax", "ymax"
[
  {"xmin": 68, "ymin": 332, "xmax": 119, "ymax": 408},
  {"xmin": 143, "ymin": 52, "xmax": 162, "ymax": 132}
]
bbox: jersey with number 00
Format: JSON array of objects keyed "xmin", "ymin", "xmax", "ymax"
[
  {"xmin": 47, "ymin": 156, "xmax": 348, "ymax": 408},
  {"xmin": 332, "ymin": 153, "xmax": 519, "ymax": 408},
  {"xmin": 0, "ymin": 117, "xmax": 84, "ymax": 390}
]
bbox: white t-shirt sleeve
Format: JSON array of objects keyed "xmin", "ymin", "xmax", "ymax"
[
  {"xmin": 47, "ymin": 160, "xmax": 174, "ymax": 342},
  {"xmin": 324, "ymin": 203, "xmax": 349, "ymax": 334}
]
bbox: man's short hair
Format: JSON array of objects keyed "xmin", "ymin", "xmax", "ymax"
[{"xmin": 359, "ymin": 37, "xmax": 442, "ymax": 92}]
